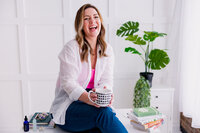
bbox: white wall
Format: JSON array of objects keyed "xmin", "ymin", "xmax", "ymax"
[{"xmin": 0, "ymin": 0, "xmax": 177, "ymax": 132}]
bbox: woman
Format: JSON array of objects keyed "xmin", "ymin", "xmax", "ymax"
[{"xmin": 50, "ymin": 4, "xmax": 128, "ymax": 133}]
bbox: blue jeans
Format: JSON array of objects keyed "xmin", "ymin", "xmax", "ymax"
[{"xmin": 57, "ymin": 101, "xmax": 128, "ymax": 133}]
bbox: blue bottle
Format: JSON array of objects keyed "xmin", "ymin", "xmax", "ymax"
[{"xmin": 24, "ymin": 116, "xmax": 29, "ymax": 132}]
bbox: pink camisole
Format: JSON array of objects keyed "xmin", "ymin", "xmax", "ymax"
[{"xmin": 86, "ymin": 69, "xmax": 95, "ymax": 89}]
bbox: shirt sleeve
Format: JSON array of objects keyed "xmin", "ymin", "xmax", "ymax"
[
  {"xmin": 58, "ymin": 44, "xmax": 85, "ymax": 101},
  {"xmin": 96, "ymin": 45, "xmax": 114, "ymax": 91}
]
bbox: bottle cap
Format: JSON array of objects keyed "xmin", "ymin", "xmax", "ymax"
[{"xmin": 24, "ymin": 116, "xmax": 28, "ymax": 121}]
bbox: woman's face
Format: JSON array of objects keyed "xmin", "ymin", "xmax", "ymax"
[{"xmin": 83, "ymin": 8, "xmax": 101, "ymax": 39}]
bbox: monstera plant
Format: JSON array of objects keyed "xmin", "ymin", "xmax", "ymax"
[{"xmin": 116, "ymin": 21, "xmax": 170, "ymax": 87}]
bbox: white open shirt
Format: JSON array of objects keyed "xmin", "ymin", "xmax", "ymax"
[{"xmin": 50, "ymin": 39, "xmax": 114, "ymax": 125}]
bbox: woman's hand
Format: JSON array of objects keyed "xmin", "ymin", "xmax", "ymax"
[
  {"xmin": 87, "ymin": 89, "xmax": 100, "ymax": 107},
  {"xmin": 108, "ymin": 94, "xmax": 114, "ymax": 107},
  {"xmin": 89, "ymin": 88, "xmax": 97, "ymax": 101},
  {"xmin": 78, "ymin": 90, "xmax": 100, "ymax": 108},
  {"xmin": 103, "ymin": 86, "xmax": 114, "ymax": 107}
]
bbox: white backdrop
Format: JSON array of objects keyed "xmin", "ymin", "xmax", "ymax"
[{"xmin": 0, "ymin": 0, "xmax": 177, "ymax": 132}]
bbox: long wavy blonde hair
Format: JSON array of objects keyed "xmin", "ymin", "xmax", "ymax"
[{"xmin": 75, "ymin": 4, "xmax": 107, "ymax": 62}]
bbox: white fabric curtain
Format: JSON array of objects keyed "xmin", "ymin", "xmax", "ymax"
[{"xmin": 178, "ymin": 0, "xmax": 200, "ymax": 128}]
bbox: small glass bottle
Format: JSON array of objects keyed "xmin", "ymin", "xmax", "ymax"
[
  {"xmin": 33, "ymin": 118, "xmax": 37, "ymax": 131},
  {"xmin": 23, "ymin": 116, "xmax": 29, "ymax": 132}
]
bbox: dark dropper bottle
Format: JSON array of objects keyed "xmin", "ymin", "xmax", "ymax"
[{"xmin": 24, "ymin": 116, "xmax": 29, "ymax": 132}]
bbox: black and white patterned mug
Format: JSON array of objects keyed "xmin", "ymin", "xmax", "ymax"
[{"xmin": 88, "ymin": 88, "xmax": 112, "ymax": 107}]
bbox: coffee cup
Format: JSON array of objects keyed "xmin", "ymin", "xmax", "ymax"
[{"xmin": 88, "ymin": 88, "xmax": 112, "ymax": 107}]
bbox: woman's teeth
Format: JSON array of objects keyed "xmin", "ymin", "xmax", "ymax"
[{"xmin": 89, "ymin": 26, "xmax": 97, "ymax": 29}]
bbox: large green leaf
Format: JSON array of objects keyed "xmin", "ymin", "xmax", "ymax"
[
  {"xmin": 125, "ymin": 35, "xmax": 146, "ymax": 45},
  {"xmin": 116, "ymin": 21, "xmax": 139, "ymax": 37},
  {"xmin": 125, "ymin": 47, "xmax": 141, "ymax": 55},
  {"xmin": 148, "ymin": 49, "xmax": 170, "ymax": 70},
  {"xmin": 143, "ymin": 31, "xmax": 167, "ymax": 42}
]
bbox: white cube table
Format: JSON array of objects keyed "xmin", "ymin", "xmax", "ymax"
[{"xmin": 23, "ymin": 108, "xmax": 161, "ymax": 133}]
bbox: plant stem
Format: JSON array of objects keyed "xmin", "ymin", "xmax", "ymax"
[{"xmin": 145, "ymin": 41, "xmax": 150, "ymax": 72}]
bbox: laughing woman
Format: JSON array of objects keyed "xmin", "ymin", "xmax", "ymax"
[{"xmin": 50, "ymin": 4, "xmax": 128, "ymax": 133}]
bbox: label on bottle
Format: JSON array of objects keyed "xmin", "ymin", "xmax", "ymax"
[{"xmin": 24, "ymin": 122, "xmax": 29, "ymax": 132}]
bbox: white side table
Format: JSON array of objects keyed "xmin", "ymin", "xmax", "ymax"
[{"xmin": 151, "ymin": 87, "xmax": 174, "ymax": 133}]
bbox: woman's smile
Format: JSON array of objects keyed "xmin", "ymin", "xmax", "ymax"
[{"xmin": 83, "ymin": 8, "xmax": 101, "ymax": 38}]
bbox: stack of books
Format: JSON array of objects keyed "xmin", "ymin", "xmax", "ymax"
[
  {"xmin": 29, "ymin": 112, "xmax": 55, "ymax": 129},
  {"xmin": 127, "ymin": 107, "xmax": 165, "ymax": 131}
]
